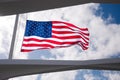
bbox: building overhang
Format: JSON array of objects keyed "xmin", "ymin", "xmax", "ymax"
[
  {"xmin": 0, "ymin": 0, "xmax": 120, "ymax": 16},
  {"xmin": 0, "ymin": 58, "xmax": 120, "ymax": 79}
]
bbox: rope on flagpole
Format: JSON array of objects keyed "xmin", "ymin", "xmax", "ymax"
[{"xmin": 9, "ymin": 14, "xmax": 19, "ymax": 60}]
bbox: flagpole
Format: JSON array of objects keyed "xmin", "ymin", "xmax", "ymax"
[{"xmin": 9, "ymin": 14, "xmax": 19, "ymax": 60}]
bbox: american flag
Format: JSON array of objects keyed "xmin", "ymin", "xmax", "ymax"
[{"xmin": 21, "ymin": 20, "xmax": 89, "ymax": 52}]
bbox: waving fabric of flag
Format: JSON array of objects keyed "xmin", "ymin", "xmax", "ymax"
[{"xmin": 21, "ymin": 20, "xmax": 89, "ymax": 52}]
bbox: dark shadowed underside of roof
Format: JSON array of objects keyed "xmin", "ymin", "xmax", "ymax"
[{"xmin": 0, "ymin": 0, "xmax": 120, "ymax": 15}]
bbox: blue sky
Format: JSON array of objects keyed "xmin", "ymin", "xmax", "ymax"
[
  {"xmin": 91, "ymin": 3, "xmax": 120, "ymax": 59},
  {"xmin": 96, "ymin": 4, "xmax": 120, "ymax": 24},
  {"xmin": 0, "ymin": 3, "xmax": 120, "ymax": 80},
  {"xmin": 95, "ymin": 4, "xmax": 120, "ymax": 59}
]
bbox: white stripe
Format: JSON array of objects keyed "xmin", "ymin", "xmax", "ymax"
[
  {"xmin": 53, "ymin": 23, "xmax": 67, "ymax": 26},
  {"xmin": 52, "ymin": 33, "xmax": 89, "ymax": 41},
  {"xmin": 53, "ymin": 28, "xmax": 89, "ymax": 35},
  {"xmin": 52, "ymin": 28, "xmax": 73, "ymax": 32},
  {"xmin": 22, "ymin": 43, "xmax": 88, "ymax": 50},
  {"xmin": 23, "ymin": 41, "xmax": 73, "ymax": 47},
  {"xmin": 23, "ymin": 38, "xmax": 85, "ymax": 44},
  {"xmin": 52, "ymin": 32, "xmax": 81, "ymax": 36},
  {"xmin": 23, "ymin": 40, "xmax": 79, "ymax": 44},
  {"xmin": 53, "ymin": 23, "xmax": 89, "ymax": 33},
  {"xmin": 52, "ymin": 30, "xmax": 89, "ymax": 38},
  {"xmin": 22, "ymin": 44, "xmax": 75, "ymax": 50},
  {"xmin": 52, "ymin": 30, "xmax": 89, "ymax": 39},
  {"xmin": 22, "ymin": 46, "xmax": 50, "ymax": 50},
  {"xmin": 53, "ymin": 24, "xmax": 79, "ymax": 31},
  {"xmin": 23, "ymin": 33, "xmax": 89, "ymax": 42},
  {"xmin": 52, "ymin": 28, "xmax": 89, "ymax": 34},
  {"xmin": 80, "ymin": 30, "xmax": 89, "ymax": 34},
  {"xmin": 24, "ymin": 36, "xmax": 49, "ymax": 40},
  {"xmin": 24, "ymin": 36, "xmax": 88, "ymax": 43}
]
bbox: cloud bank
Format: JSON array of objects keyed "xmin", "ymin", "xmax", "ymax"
[{"xmin": 0, "ymin": 15, "xmax": 15, "ymax": 59}]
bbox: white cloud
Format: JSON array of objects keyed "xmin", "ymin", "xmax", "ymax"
[
  {"xmin": 0, "ymin": 15, "xmax": 15, "ymax": 59},
  {"xmin": 83, "ymin": 73, "xmax": 95, "ymax": 80},
  {"xmin": 9, "ymin": 74, "xmax": 38, "ymax": 80},
  {"xmin": 41, "ymin": 71, "xmax": 77, "ymax": 80},
  {"xmin": 103, "ymin": 71, "xmax": 120, "ymax": 80}
]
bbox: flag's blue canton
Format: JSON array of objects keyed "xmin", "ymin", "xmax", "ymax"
[{"xmin": 25, "ymin": 20, "xmax": 52, "ymax": 38}]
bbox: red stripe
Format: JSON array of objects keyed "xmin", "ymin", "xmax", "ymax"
[
  {"xmin": 52, "ymin": 30, "xmax": 76, "ymax": 34},
  {"xmin": 21, "ymin": 42, "xmax": 88, "ymax": 52},
  {"xmin": 21, "ymin": 49, "xmax": 33, "ymax": 52},
  {"xmin": 23, "ymin": 38, "xmax": 44, "ymax": 42},
  {"xmin": 79, "ymin": 41, "xmax": 89, "ymax": 46},
  {"xmin": 21, "ymin": 48, "xmax": 49, "ymax": 52},
  {"xmin": 53, "ymin": 26, "xmax": 75, "ymax": 31},
  {"xmin": 52, "ymin": 21, "xmax": 80, "ymax": 30},
  {"xmin": 23, "ymin": 43, "xmax": 78, "ymax": 48},
  {"xmin": 79, "ymin": 28, "xmax": 88, "ymax": 31},
  {"xmin": 23, "ymin": 36, "xmax": 85, "ymax": 41},
  {"xmin": 23, "ymin": 35, "xmax": 88, "ymax": 48},
  {"xmin": 53, "ymin": 26, "xmax": 89, "ymax": 37},
  {"xmin": 79, "ymin": 31, "xmax": 89, "ymax": 36},
  {"xmin": 52, "ymin": 35, "xmax": 82, "ymax": 39},
  {"xmin": 23, "ymin": 36, "xmax": 89, "ymax": 45},
  {"xmin": 22, "ymin": 43, "xmax": 55, "ymax": 48},
  {"xmin": 80, "ymin": 36, "xmax": 89, "ymax": 44},
  {"xmin": 23, "ymin": 38, "xmax": 80, "ymax": 45},
  {"xmin": 52, "ymin": 21, "xmax": 88, "ymax": 31},
  {"xmin": 78, "ymin": 32, "xmax": 89, "ymax": 40},
  {"xmin": 22, "ymin": 42, "xmax": 78, "ymax": 47},
  {"xmin": 78, "ymin": 42, "xmax": 88, "ymax": 50},
  {"xmin": 52, "ymin": 30, "xmax": 89, "ymax": 39},
  {"xmin": 53, "ymin": 26, "xmax": 89, "ymax": 41}
]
